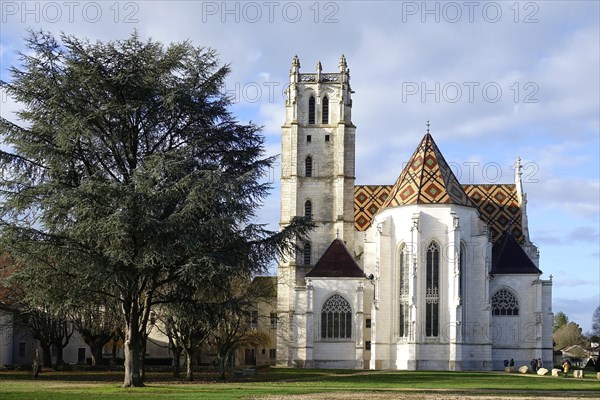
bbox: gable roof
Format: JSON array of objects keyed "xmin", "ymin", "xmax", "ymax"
[
  {"xmin": 491, "ymin": 233, "xmax": 541, "ymax": 275},
  {"xmin": 380, "ymin": 133, "xmax": 475, "ymax": 209},
  {"xmin": 305, "ymin": 239, "xmax": 365, "ymax": 278}
]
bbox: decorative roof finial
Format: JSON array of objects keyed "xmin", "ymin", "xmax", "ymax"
[
  {"xmin": 339, "ymin": 54, "xmax": 347, "ymax": 72},
  {"xmin": 290, "ymin": 55, "xmax": 300, "ymax": 75},
  {"xmin": 426, "ymin": 120, "xmax": 431, "ymax": 134},
  {"xmin": 336, "ymin": 228, "xmax": 340, "ymax": 239}
]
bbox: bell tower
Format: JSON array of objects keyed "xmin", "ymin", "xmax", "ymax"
[{"xmin": 277, "ymin": 55, "xmax": 356, "ymax": 366}]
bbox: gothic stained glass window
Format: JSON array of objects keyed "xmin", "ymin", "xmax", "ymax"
[
  {"xmin": 491, "ymin": 289, "xmax": 519, "ymax": 316},
  {"xmin": 321, "ymin": 294, "xmax": 352, "ymax": 339},
  {"xmin": 459, "ymin": 242, "xmax": 466, "ymax": 302},
  {"xmin": 426, "ymin": 242, "xmax": 440, "ymax": 337},
  {"xmin": 308, "ymin": 96, "xmax": 315, "ymax": 124},
  {"xmin": 398, "ymin": 245, "xmax": 410, "ymax": 338},
  {"xmin": 322, "ymin": 96, "xmax": 329, "ymax": 124}
]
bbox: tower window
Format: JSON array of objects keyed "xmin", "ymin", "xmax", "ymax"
[
  {"xmin": 303, "ymin": 242, "xmax": 311, "ymax": 265},
  {"xmin": 307, "ymin": 135, "xmax": 311, "ymax": 142},
  {"xmin": 426, "ymin": 242, "xmax": 440, "ymax": 337},
  {"xmin": 305, "ymin": 156, "xmax": 313, "ymax": 177},
  {"xmin": 325, "ymin": 135, "xmax": 330, "ymax": 142},
  {"xmin": 321, "ymin": 294, "xmax": 352, "ymax": 339},
  {"xmin": 322, "ymin": 96, "xmax": 329, "ymax": 124},
  {"xmin": 304, "ymin": 200, "xmax": 312, "ymax": 219},
  {"xmin": 308, "ymin": 96, "xmax": 315, "ymax": 124},
  {"xmin": 491, "ymin": 289, "xmax": 519, "ymax": 316}
]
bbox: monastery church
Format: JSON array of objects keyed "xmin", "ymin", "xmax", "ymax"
[{"xmin": 275, "ymin": 55, "xmax": 553, "ymax": 371}]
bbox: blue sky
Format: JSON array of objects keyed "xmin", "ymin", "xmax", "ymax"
[{"xmin": 1, "ymin": 1, "xmax": 598, "ymax": 332}]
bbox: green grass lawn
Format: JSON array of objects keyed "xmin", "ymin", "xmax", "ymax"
[{"xmin": 0, "ymin": 368, "xmax": 598, "ymax": 399}]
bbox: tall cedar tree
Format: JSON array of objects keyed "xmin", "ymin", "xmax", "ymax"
[{"xmin": 0, "ymin": 31, "xmax": 309, "ymax": 387}]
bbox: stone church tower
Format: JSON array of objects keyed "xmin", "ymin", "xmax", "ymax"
[{"xmin": 277, "ymin": 56, "xmax": 356, "ymax": 366}]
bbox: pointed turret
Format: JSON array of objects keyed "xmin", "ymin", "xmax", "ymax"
[
  {"xmin": 514, "ymin": 157, "xmax": 531, "ymax": 242},
  {"xmin": 381, "ymin": 128, "xmax": 475, "ymax": 209}
]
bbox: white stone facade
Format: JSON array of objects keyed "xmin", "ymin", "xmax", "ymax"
[{"xmin": 276, "ymin": 56, "xmax": 553, "ymax": 371}]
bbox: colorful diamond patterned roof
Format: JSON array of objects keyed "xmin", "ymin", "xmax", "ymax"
[
  {"xmin": 353, "ymin": 135, "xmax": 524, "ymax": 243},
  {"xmin": 380, "ymin": 133, "xmax": 475, "ymax": 209}
]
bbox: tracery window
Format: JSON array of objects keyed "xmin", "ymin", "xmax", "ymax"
[
  {"xmin": 491, "ymin": 289, "xmax": 519, "ymax": 316},
  {"xmin": 321, "ymin": 294, "xmax": 352, "ymax": 339},
  {"xmin": 398, "ymin": 245, "xmax": 410, "ymax": 338},
  {"xmin": 322, "ymin": 96, "xmax": 329, "ymax": 124},
  {"xmin": 426, "ymin": 242, "xmax": 440, "ymax": 337},
  {"xmin": 308, "ymin": 96, "xmax": 315, "ymax": 124}
]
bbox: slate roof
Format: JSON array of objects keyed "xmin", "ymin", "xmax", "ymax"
[
  {"xmin": 380, "ymin": 133, "xmax": 475, "ymax": 209},
  {"xmin": 305, "ymin": 239, "xmax": 365, "ymax": 278},
  {"xmin": 491, "ymin": 233, "xmax": 541, "ymax": 275}
]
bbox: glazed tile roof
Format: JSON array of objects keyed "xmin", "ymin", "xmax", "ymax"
[
  {"xmin": 463, "ymin": 184, "xmax": 524, "ymax": 243},
  {"xmin": 354, "ymin": 185, "xmax": 392, "ymax": 231},
  {"xmin": 354, "ymin": 183, "xmax": 524, "ymax": 243},
  {"xmin": 305, "ymin": 239, "xmax": 365, "ymax": 278},
  {"xmin": 353, "ymin": 133, "xmax": 525, "ymax": 243},
  {"xmin": 380, "ymin": 133, "xmax": 475, "ymax": 209}
]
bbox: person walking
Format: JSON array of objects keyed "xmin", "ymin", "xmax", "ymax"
[{"xmin": 562, "ymin": 359, "xmax": 571, "ymax": 377}]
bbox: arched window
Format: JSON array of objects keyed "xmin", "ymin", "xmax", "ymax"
[
  {"xmin": 304, "ymin": 200, "xmax": 312, "ymax": 219},
  {"xmin": 426, "ymin": 242, "xmax": 440, "ymax": 337},
  {"xmin": 398, "ymin": 245, "xmax": 410, "ymax": 338},
  {"xmin": 308, "ymin": 96, "xmax": 315, "ymax": 124},
  {"xmin": 491, "ymin": 289, "xmax": 519, "ymax": 316},
  {"xmin": 322, "ymin": 96, "xmax": 329, "ymax": 124},
  {"xmin": 303, "ymin": 242, "xmax": 311, "ymax": 265},
  {"xmin": 305, "ymin": 156, "xmax": 313, "ymax": 177},
  {"xmin": 321, "ymin": 294, "xmax": 352, "ymax": 339},
  {"xmin": 459, "ymin": 242, "xmax": 466, "ymax": 302}
]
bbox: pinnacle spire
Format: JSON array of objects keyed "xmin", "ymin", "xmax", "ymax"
[{"xmin": 339, "ymin": 54, "xmax": 347, "ymax": 72}]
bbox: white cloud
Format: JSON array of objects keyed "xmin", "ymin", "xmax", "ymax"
[{"xmin": 1, "ymin": 0, "xmax": 598, "ymax": 326}]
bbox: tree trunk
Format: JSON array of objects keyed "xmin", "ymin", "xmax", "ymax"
[
  {"xmin": 185, "ymin": 350, "xmax": 194, "ymax": 381},
  {"xmin": 218, "ymin": 355, "xmax": 227, "ymax": 380},
  {"xmin": 122, "ymin": 318, "xmax": 144, "ymax": 387},
  {"xmin": 111, "ymin": 336, "xmax": 118, "ymax": 365},
  {"xmin": 40, "ymin": 344, "xmax": 52, "ymax": 367},
  {"xmin": 172, "ymin": 348, "xmax": 181, "ymax": 378},
  {"xmin": 54, "ymin": 345, "xmax": 64, "ymax": 366},
  {"xmin": 139, "ymin": 334, "xmax": 147, "ymax": 382},
  {"xmin": 91, "ymin": 342, "xmax": 104, "ymax": 366}
]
